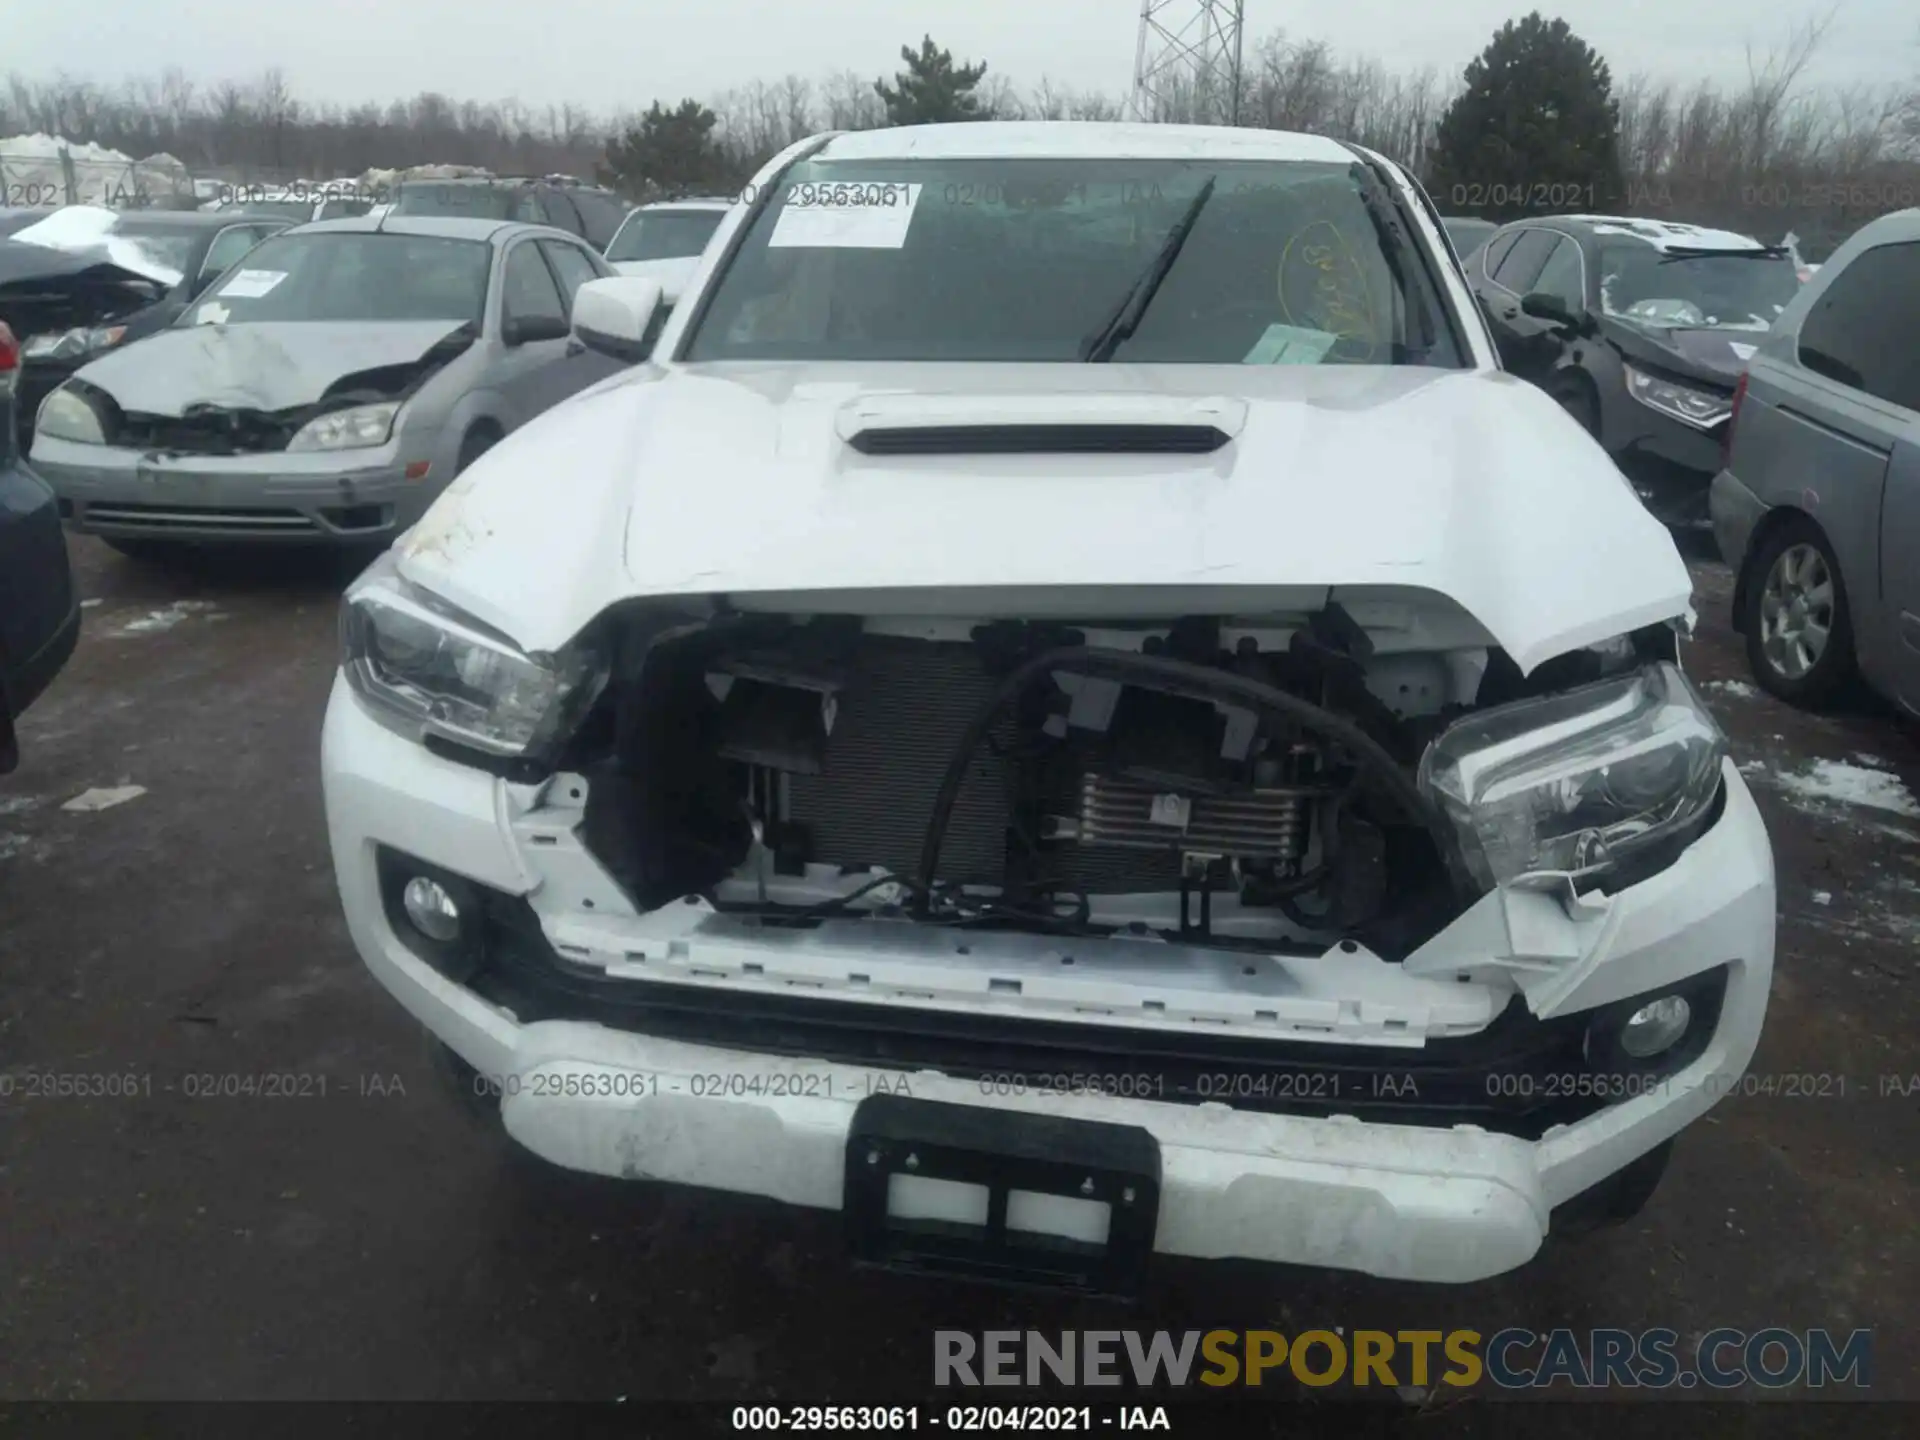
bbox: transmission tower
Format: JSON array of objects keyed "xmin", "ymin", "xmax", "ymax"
[{"xmin": 1128, "ymin": 0, "xmax": 1247, "ymax": 126}]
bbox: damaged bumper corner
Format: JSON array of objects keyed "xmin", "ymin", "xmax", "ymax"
[{"xmin": 320, "ymin": 678, "xmax": 1775, "ymax": 1283}]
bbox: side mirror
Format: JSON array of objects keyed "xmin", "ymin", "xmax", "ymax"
[
  {"xmin": 571, "ymin": 276, "xmax": 664, "ymax": 364},
  {"xmin": 502, "ymin": 313, "xmax": 572, "ymax": 346},
  {"xmin": 1521, "ymin": 291, "xmax": 1588, "ymax": 333}
]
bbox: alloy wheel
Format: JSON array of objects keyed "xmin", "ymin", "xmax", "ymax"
[{"xmin": 1757, "ymin": 542, "xmax": 1834, "ymax": 680}]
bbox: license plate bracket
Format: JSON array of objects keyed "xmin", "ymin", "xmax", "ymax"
[{"xmin": 843, "ymin": 1093, "xmax": 1161, "ymax": 1299}]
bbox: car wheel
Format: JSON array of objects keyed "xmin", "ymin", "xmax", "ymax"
[
  {"xmin": 1740, "ymin": 517, "xmax": 1857, "ymax": 707},
  {"xmin": 454, "ymin": 428, "xmax": 499, "ymax": 475}
]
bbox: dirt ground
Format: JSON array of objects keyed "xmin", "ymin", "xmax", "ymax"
[{"xmin": 1, "ymin": 535, "xmax": 1915, "ymax": 1417}]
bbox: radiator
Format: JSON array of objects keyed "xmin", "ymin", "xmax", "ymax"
[{"xmin": 780, "ymin": 638, "xmax": 1186, "ymax": 894}]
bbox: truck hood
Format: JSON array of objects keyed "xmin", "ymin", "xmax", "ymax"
[
  {"xmin": 398, "ymin": 362, "xmax": 1694, "ymax": 674},
  {"xmin": 71, "ymin": 320, "xmax": 473, "ymax": 415}
]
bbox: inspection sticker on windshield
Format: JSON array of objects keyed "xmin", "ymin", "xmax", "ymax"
[
  {"xmin": 219, "ymin": 269, "xmax": 287, "ymax": 299},
  {"xmin": 1243, "ymin": 323, "xmax": 1339, "ymax": 365},
  {"xmin": 770, "ymin": 182, "xmax": 921, "ymax": 249}
]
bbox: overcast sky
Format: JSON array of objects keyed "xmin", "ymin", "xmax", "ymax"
[{"xmin": 7, "ymin": 1, "xmax": 1914, "ymax": 116}]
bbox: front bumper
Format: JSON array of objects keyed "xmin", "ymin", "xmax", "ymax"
[
  {"xmin": 29, "ymin": 434, "xmax": 432, "ymax": 544},
  {"xmin": 321, "ymin": 679, "xmax": 1776, "ymax": 1284},
  {"xmin": 1606, "ymin": 398, "xmax": 1730, "ymax": 529}
]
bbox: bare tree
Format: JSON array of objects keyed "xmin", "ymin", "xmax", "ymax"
[{"xmin": 2, "ymin": 11, "xmax": 1913, "ymax": 240}]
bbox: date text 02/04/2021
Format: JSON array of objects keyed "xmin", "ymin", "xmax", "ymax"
[{"xmin": 730, "ymin": 1405, "xmax": 1172, "ymax": 1432}]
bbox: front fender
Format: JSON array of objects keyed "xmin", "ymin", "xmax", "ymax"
[{"xmin": 426, "ymin": 387, "xmax": 511, "ymax": 480}]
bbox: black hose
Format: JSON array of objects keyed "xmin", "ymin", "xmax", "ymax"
[{"xmin": 913, "ymin": 645, "xmax": 1474, "ymax": 913}]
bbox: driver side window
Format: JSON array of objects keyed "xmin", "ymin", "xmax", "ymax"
[
  {"xmin": 502, "ymin": 243, "xmax": 566, "ymax": 325},
  {"xmin": 1531, "ymin": 236, "xmax": 1584, "ymax": 309}
]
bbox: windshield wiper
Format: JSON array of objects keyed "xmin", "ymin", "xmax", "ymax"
[
  {"xmin": 1656, "ymin": 245, "xmax": 1791, "ymax": 265},
  {"xmin": 1077, "ymin": 174, "xmax": 1216, "ymax": 362},
  {"xmin": 1348, "ymin": 162, "xmax": 1436, "ymax": 363}
]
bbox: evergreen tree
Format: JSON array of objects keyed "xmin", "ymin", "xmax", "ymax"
[
  {"xmin": 874, "ymin": 36, "xmax": 991, "ymax": 126},
  {"xmin": 1426, "ymin": 13, "xmax": 1624, "ymax": 220},
  {"xmin": 599, "ymin": 99, "xmax": 727, "ymax": 199}
]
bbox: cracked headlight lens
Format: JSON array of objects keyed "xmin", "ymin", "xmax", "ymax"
[
  {"xmin": 24, "ymin": 325, "xmax": 127, "ymax": 361},
  {"xmin": 340, "ymin": 552, "xmax": 607, "ymax": 758},
  {"xmin": 289, "ymin": 401, "xmax": 399, "ymax": 451},
  {"xmin": 1417, "ymin": 662, "xmax": 1726, "ymax": 891},
  {"xmin": 1622, "ymin": 364, "xmax": 1733, "ymax": 430}
]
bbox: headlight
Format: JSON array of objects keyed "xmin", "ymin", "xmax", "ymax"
[
  {"xmin": 340, "ymin": 552, "xmax": 607, "ymax": 758},
  {"xmin": 35, "ymin": 386, "xmax": 107, "ymax": 444},
  {"xmin": 1622, "ymin": 365, "xmax": 1733, "ymax": 429},
  {"xmin": 1417, "ymin": 662, "xmax": 1726, "ymax": 891},
  {"xmin": 23, "ymin": 326, "xmax": 127, "ymax": 361},
  {"xmin": 289, "ymin": 401, "xmax": 399, "ymax": 452}
]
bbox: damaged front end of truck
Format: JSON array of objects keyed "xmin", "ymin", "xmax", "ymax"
[{"xmin": 338, "ymin": 548, "xmax": 1739, "ymax": 1148}]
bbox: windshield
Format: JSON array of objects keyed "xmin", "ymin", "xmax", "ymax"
[
  {"xmin": 237, "ymin": 199, "xmax": 321, "ymax": 221},
  {"xmin": 1598, "ymin": 243, "xmax": 1799, "ymax": 331},
  {"xmin": 103, "ymin": 221, "xmax": 198, "ymax": 283},
  {"xmin": 391, "ymin": 182, "xmax": 523, "ymax": 220},
  {"xmin": 607, "ymin": 209, "xmax": 725, "ymax": 263},
  {"xmin": 682, "ymin": 157, "xmax": 1462, "ymax": 366},
  {"xmin": 177, "ymin": 232, "xmax": 491, "ymax": 325}
]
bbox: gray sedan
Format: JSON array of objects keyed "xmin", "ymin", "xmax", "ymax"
[
  {"xmin": 1711, "ymin": 206, "xmax": 1920, "ymax": 715},
  {"xmin": 28, "ymin": 215, "xmax": 628, "ymax": 552}
]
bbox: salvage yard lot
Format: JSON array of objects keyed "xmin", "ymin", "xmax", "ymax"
[{"xmin": 0, "ymin": 536, "xmax": 1916, "ymax": 1404}]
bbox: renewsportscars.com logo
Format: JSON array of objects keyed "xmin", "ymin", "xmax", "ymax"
[{"xmin": 934, "ymin": 1328, "xmax": 1873, "ymax": 1390}]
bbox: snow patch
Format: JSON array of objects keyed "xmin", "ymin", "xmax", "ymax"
[
  {"xmin": 1705, "ymin": 679, "xmax": 1760, "ymax": 699},
  {"xmin": 113, "ymin": 601, "xmax": 222, "ymax": 637},
  {"xmin": 0, "ymin": 795, "xmax": 43, "ymax": 817},
  {"xmin": 61, "ymin": 784, "xmax": 147, "ymax": 812},
  {"xmin": 1766, "ymin": 759, "xmax": 1920, "ymax": 819},
  {"xmin": 7, "ymin": 204, "xmax": 185, "ymax": 286},
  {"xmin": 0, "ymin": 132, "xmax": 189, "ymax": 208}
]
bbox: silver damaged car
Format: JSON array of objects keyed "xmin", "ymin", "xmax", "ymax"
[{"xmin": 28, "ymin": 215, "xmax": 629, "ymax": 553}]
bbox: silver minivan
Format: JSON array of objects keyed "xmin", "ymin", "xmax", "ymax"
[{"xmin": 1712, "ymin": 208, "xmax": 1920, "ymax": 714}]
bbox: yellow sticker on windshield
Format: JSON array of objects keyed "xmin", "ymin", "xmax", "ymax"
[{"xmin": 1279, "ymin": 220, "xmax": 1376, "ymax": 362}]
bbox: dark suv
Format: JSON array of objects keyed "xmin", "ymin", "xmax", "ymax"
[
  {"xmin": 0, "ymin": 321, "xmax": 79, "ymax": 775},
  {"xmin": 387, "ymin": 177, "xmax": 630, "ymax": 251}
]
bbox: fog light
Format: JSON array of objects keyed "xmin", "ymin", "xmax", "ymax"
[
  {"xmin": 402, "ymin": 876, "xmax": 462, "ymax": 942},
  {"xmin": 1620, "ymin": 995, "xmax": 1691, "ymax": 1058}
]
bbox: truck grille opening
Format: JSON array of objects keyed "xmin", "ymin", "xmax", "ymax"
[{"xmin": 571, "ymin": 612, "xmax": 1465, "ymax": 964}]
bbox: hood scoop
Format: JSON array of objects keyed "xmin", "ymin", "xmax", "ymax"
[{"xmin": 835, "ymin": 391, "xmax": 1247, "ymax": 456}]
